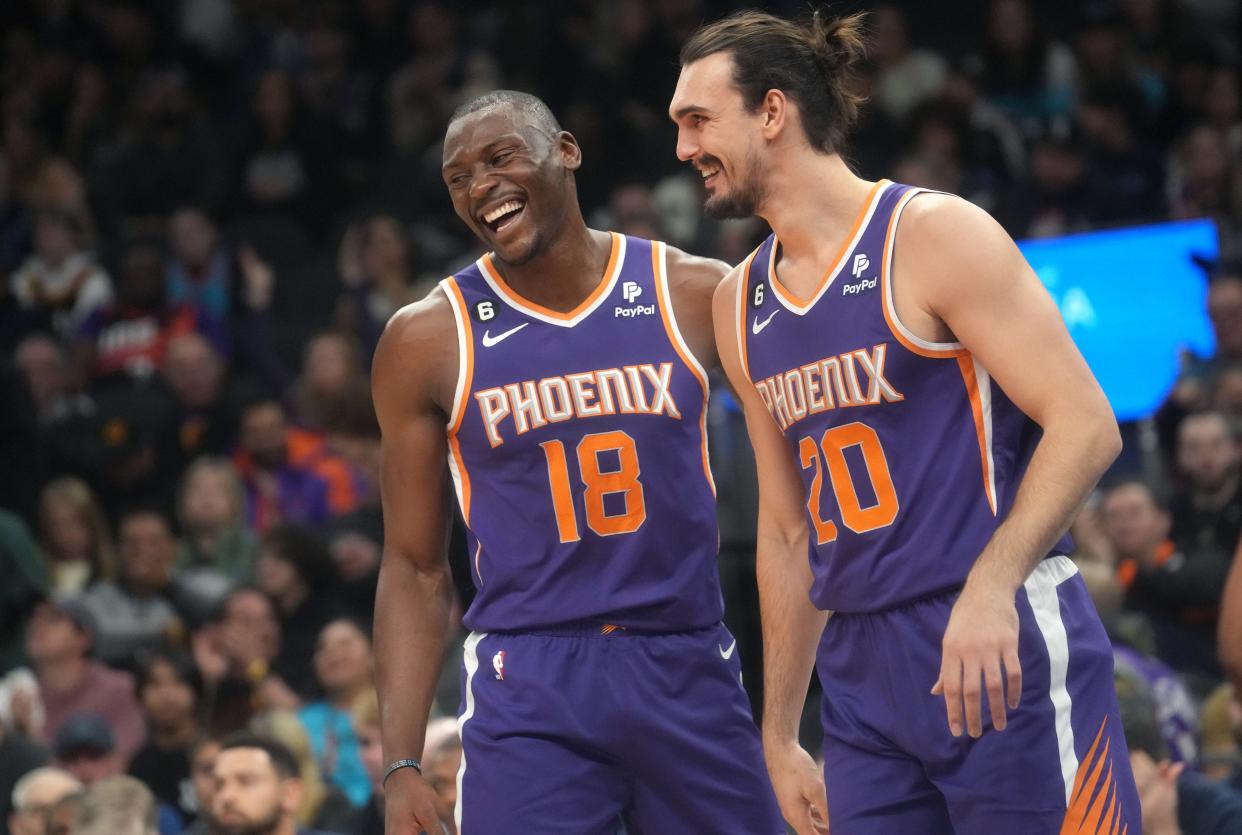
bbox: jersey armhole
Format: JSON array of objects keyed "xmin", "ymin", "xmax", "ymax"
[
  {"xmin": 734, "ymin": 247, "xmax": 761, "ymax": 382},
  {"xmin": 439, "ymin": 277, "xmax": 474, "ymax": 434},
  {"xmin": 880, "ymin": 189, "xmax": 966, "ymax": 358}
]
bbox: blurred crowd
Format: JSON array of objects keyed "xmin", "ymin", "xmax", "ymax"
[{"xmin": 4, "ymin": 0, "xmax": 1242, "ymax": 833}]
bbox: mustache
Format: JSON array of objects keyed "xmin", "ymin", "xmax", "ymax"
[{"xmin": 694, "ymin": 155, "xmax": 723, "ymax": 171}]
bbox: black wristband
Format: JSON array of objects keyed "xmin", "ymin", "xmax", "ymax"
[{"xmin": 382, "ymin": 758, "xmax": 423, "ymax": 787}]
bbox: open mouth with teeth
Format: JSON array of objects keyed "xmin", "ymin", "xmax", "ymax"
[
  {"xmin": 480, "ymin": 199, "xmax": 526, "ymax": 234},
  {"xmin": 698, "ymin": 162, "xmax": 722, "ymax": 189}
]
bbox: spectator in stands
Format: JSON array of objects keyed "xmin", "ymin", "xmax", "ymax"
[
  {"xmin": 24, "ymin": 599, "xmax": 145, "ymax": 761},
  {"xmin": 333, "ymin": 216, "xmax": 420, "ymax": 357},
  {"xmin": 88, "ymin": 68, "xmax": 228, "ymax": 234},
  {"xmin": 77, "ymin": 504, "xmax": 214, "ymax": 661},
  {"xmin": 193, "ymin": 588, "xmax": 299, "ymax": 734},
  {"xmin": 1080, "ymin": 560, "xmax": 1200, "ymax": 764},
  {"xmin": 235, "ymin": 70, "xmax": 336, "ymax": 234},
  {"xmin": 72, "ymin": 775, "xmax": 161, "ymax": 835},
  {"xmin": 8, "ymin": 208, "xmax": 111, "ymax": 343},
  {"xmin": 128, "ymin": 650, "xmax": 203, "ymax": 823},
  {"xmin": 77, "ymin": 238, "xmax": 226, "ymax": 385},
  {"xmin": 0, "ymin": 510, "xmax": 46, "ymax": 672},
  {"xmin": 7, "ymin": 768, "xmax": 81, "ymax": 835},
  {"xmin": 183, "ymin": 736, "xmax": 222, "ymax": 835},
  {"xmin": 1175, "ymin": 268, "xmax": 1242, "ymax": 409},
  {"xmin": 166, "ymin": 209, "xmax": 233, "ymax": 324},
  {"xmin": 243, "ymin": 715, "xmax": 354, "ymax": 834},
  {"xmin": 1121, "ymin": 675, "xmax": 1242, "ymax": 835},
  {"xmin": 15, "ymin": 335, "xmax": 92, "ymax": 428},
  {"xmin": 298, "ymin": 619, "xmax": 373, "ymax": 807},
  {"xmin": 1220, "ymin": 546, "xmax": 1242, "ymax": 697},
  {"xmin": 52, "ymin": 714, "xmax": 125, "ymax": 787},
  {"xmin": 208, "ymin": 733, "xmax": 339, "ymax": 835},
  {"xmin": 160, "ymin": 334, "xmax": 239, "ymax": 470},
  {"xmin": 868, "ymin": 3, "xmax": 947, "ymax": 124},
  {"xmin": 973, "ymin": 0, "xmax": 1077, "ymax": 133},
  {"xmin": 348, "ymin": 692, "xmax": 383, "ymax": 835},
  {"xmin": 176, "ymin": 458, "xmax": 257, "ymax": 585},
  {"xmin": 423, "ymin": 734, "xmax": 462, "ymax": 835},
  {"xmin": 233, "ymin": 395, "xmax": 360, "ymax": 532},
  {"xmin": 256, "ymin": 527, "xmax": 341, "ymax": 699},
  {"xmin": 1171, "ymin": 411, "xmax": 1242, "ymax": 554},
  {"xmin": 292, "ymin": 333, "xmax": 365, "ymax": 431},
  {"xmin": 0, "ymin": 728, "xmax": 51, "ymax": 834},
  {"xmin": 1103, "ymin": 480, "xmax": 1230, "ymax": 680},
  {"xmin": 36, "ymin": 478, "xmax": 116, "ymax": 597}
]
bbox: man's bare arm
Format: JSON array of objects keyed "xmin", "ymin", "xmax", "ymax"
[
  {"xmin": 372, "ymin": 289, "xmax": 459, "ymax": 832},
  {"xmin": 712, "ymin": 269, "xmax": 829, "ymax": 835},
  {"xmin": 896, "ymin": 195, "xmax": 1122, "ymax": 738},
  {"xmin": 666, "ymin": 244, "xmax": 730, "ymax": 371}
]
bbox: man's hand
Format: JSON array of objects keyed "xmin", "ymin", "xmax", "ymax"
[
  {"xmin": 932, "ymin": 584, "xmax": 1021, "ymax": 737},
  {"xmin": 384, "ymin": 767, "xmax": 445, "ymax": 835},
  {"xmin": 764, "ymin": 739, "xmax": 829, "ymax": 835},
  {"xmin": 1131, "ymin": 750, "xmax": 1183, "ymax": 835}
]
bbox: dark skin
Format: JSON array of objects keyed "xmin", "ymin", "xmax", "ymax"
[{"xmin": 372, "ymin": 102, "xmax": 725, "ymax": 834}]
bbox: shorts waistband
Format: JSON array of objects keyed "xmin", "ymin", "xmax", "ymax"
[{"xmin": 492, "ymin": 620, "xmax": 719, "ymax": 638}]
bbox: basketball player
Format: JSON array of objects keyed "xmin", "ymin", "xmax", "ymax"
[
  {"xmin": 371, "ymin": 91, "xmax": 783, "ymax": 834},
  {"xmin": 670, "ymin": 11, "xmax": 1139, "ymax": 835}
]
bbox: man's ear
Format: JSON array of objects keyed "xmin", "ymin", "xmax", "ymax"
[
  {"xmin": 558, "ymin": 131, "xmax": 583, "ymax": 172},
  {"xmin": 280, "ymin": 777, "xmax": 303, "ymax": 817}
]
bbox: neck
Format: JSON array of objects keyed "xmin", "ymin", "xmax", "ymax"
[
  {"xmin": 328, "ymin": 680, "xmax": 368, "ymax": 711},
  {"xmin": 273, "ymin": 817, "xmax": 298, "ymax": 835},
  {"xmin": 151, "ymin": 719, "xmax": 197, "ymax": 749},
  {"xmin": 756, "ymin": 150, "xmax": 874, "ymax": 260},
  {"xmin": 492, "ymin": 216, "xmax": 610, "ymax": 313},
  {"xmin": 278, "ymin": 582, "xmax": 308, "ymax": 613},
  {"xmin": 1193, "ymin": 473, "xmax": 1238, "ymax": 508},
  {"xmin": 40, "ymin": 654, "xmax": 89, "ymax": 694}
]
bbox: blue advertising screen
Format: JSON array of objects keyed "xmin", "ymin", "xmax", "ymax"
[{"xmin": 1017, "ymin": 219, "xmax": 1218, "ymax": 422}]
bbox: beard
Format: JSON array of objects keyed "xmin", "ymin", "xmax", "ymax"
[
  {"xmin": 208, "ymin": 805, "xmax": 283, "ymax": 835},
  {"xmin": 701, "ymin": 152, "xmax": 767, "ymax": 219}
]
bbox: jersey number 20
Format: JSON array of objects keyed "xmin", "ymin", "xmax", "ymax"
[
  {"xmin": 540, "ymin": 431, "xmax": 646, "ymax": 542},
  {"xmin": 799, "ymin": 422, "xmax": 898, "ymax": 543}
]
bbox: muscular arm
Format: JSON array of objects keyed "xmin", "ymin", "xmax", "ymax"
[
  {"xmin": 896, "ymin": 195, "xmax": 1121, "ymax": 736},
  {"xmin": 713, "ymin": 270, "xmax": 829, "ymax": 834},
  {"xmin": 666, "ymin": 245, "xmax": 730, "ymax": 371},
  {"xmin": 371, "ymin": 291, "xmax": 458, "ymax": 829},
  {"xmin": 898, "ymin": 195, "xmax": 1121, "ymax": 598}
]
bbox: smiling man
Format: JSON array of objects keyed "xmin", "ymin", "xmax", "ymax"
[
  {"xmin": 371, "ymin": 91, "xmax": 781, "ymax": 834},
  {"xmin": 670, "ymin": 9, "xmax": 1139, "ymax": 835}
]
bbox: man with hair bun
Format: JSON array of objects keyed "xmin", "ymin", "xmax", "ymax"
[{"xmin": 672, "ymin": 8, "xmax": 1138, "ymax": 834}]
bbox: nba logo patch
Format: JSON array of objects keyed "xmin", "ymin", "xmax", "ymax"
[{"xmin": 492, "ymin": 650, "xmax": 505, "ymax": 680}]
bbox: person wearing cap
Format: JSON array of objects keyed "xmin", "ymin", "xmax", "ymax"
[
  {"xmin": 23, "ymin": 599, "xmax": 145, "ymax": 761},
  {"xmin": 7, "ymin": 767, "xmax": 83, "ymax": 835},
  {"xmin": 51, "ymin": 714, "xmax": 123, "ymax": 787}
]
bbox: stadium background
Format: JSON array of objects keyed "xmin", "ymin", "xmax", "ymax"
[{"xmin": 3, "ymin": 0, "xmax": 1242, "ymax": 832}]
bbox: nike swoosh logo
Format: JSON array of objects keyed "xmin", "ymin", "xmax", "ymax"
[
  {"xmin": 752, "ymin": 310, "xmax": 779, "ymax": 335},
  {"xmin": 718, "ymin": 639, "xmax": 737, "ymax": 660},
  {"xmin": 481, "ymin": 323, "xmax": 529, "ymax": 347}
]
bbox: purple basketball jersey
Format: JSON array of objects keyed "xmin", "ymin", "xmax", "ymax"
[
  {"xmin": 738, "ymin": 181, "xmax": 1071, "ymax": 613},
  {"xmin": 442, "ymin": 233, "xmax": 722, "ymax": 632}
]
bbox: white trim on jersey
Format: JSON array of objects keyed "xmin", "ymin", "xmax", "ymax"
[
  {"xmin": 770, "ymin": 181, "xmax": 891, "ymax": 315},
  {"xmin": 1024, "ymin": 555, "xmax": 1080, "ymax": 806},
  {"xmin": 441, "ymin": 277, "xmax": 472, "ymax": 512},
  {"xmin": 734, "ymin": 249, "xmax": 755, "ymax": 381},
  {"xmin": 971, "ymin": 356, "xmax": 999, "ymax": 515},
  {"xmin": 455, "ymin": 630, "xmax": 487, "ymax": 832},
  {"xmin": 880, "ymin": 189, "xmax": 965, "ymax": 353},
  {"xmin": 475, "ymin": 233, "xmax": 628, "ymax": 327},
  {"xmin": 652, "ymin": 240, "xmax": 716, "ymax": 496}
]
